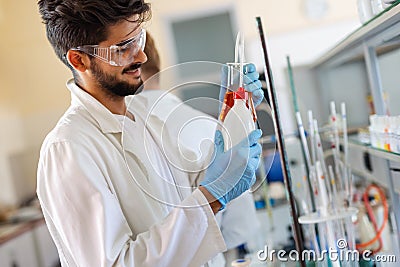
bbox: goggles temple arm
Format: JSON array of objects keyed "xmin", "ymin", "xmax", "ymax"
[{"xmin": 93, "ymin": 47, "xmax": 110, "ymax": 62}]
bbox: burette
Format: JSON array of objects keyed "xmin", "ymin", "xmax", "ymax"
[{"xmin": 255, "ymin": 17, "xmax": 306, "ymax": 267}]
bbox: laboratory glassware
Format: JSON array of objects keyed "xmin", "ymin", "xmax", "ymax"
[{"xmin": 219, "ymin": 32, "xmax": 257, "ymax": 151}]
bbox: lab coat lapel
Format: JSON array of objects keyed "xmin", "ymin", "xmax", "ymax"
[
  {"xmin": 67, "ymin": 79, "xmax": 150, "ymax": 180},
  {"xmin": 66, "ymin": 80, "xmax": 167, "ymax": 218},
  {"xmin": 127, "ymin": 94, "xmax": 203, "ymax": 195},
  {"xmin": 119, "ymin": 129, "xmax": 150, "ymax": 181},
  {"xmin": 119, "ymin": 95, "xmax": 152, "ymax": 180},
  {"xmin": 143, "ymin": 114, "xmax": 199, "ymax": 194}
]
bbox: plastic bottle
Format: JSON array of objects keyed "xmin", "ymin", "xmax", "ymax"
[
  {"xmin": 221, "ymin": 87, "xmax": 256, "ymax": 151},
  {"xmin": 389, "ymin": 116, "xmax": 398, "ymax": 153},
  {"xmin": 358, "ymin": 210, "xmax": 381, "ymax": 251},
  {"xmin": 383, "ymin": 116, "xmax": 391, "ymax": 151},
  {"xmin": 374, "ymin": 205, "xmax": 392, "ymax": 252}
]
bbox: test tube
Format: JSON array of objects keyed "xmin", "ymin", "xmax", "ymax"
[
  {"xmin": 314, "ymin": 120, "xmax": 333, "ymax": 201},
  {"xmin": 341, "ymin": 103, "xmax": 351, "ymax": 205},
  {"xmin": 308, "ymin": 110, "xmax": 316, "ymax": 165},
  {"xmin": 296, "ymin": 112, "xmax": 312, "ymax": 171},
  {"xmin": 330, "ymin": 102, "xmax": 344, "ymax": 195},
  {"xmin": 330, "ymin": 102, "xmax": 340, "ymax": 155},
  {"xmin": 317, "ymin": 162, "xmax": 341, "ymax": 267}
]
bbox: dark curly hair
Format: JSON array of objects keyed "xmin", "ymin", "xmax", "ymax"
[{"xmin": 38, "ymin": 0, "xmax": 151, "ymax": 66}]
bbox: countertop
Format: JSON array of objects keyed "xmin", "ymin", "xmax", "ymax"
[{"xmin": 0, "ymin": 207, "xmax": 45, "ymax": 245}]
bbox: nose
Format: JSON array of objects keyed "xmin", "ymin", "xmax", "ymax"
[{"xmin": 136, "ymin": 49, "xmax": 147, "ymax": 64}]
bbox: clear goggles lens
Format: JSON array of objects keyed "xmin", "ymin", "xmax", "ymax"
[{"xmin": 73, "ymin": 29, "xmax": 146, "ymax": 66}]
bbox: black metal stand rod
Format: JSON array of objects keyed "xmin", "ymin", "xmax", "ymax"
[{"xmin": 255, "ymin": 16, "xmax": 306, "ymax": 267}]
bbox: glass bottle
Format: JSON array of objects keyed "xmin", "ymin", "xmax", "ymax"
[{"xmin": 221, "ymin": 87, "xmax": 256, "ymax": 151}]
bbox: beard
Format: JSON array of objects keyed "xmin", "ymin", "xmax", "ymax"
[{"xmin": 90, "ymin": 59, "xmax": 144, "ymax": 97}]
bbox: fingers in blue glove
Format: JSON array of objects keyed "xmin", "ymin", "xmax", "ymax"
[
  {"xmin": 250, "ymin": 175, "xmax": 257, "ymax": 187},
  {"xmin": 247, "ymin": 158, "xmax": 261, "ymax": 177},
  {"xmin": 252, "ymin": 92, "xmax": 263, "ymax": 105},
  {"xmin": 214, "ymin": 130, "xmax": 224, "ymax": 147},
  {"xmin": 240, "ymin": 129, "xmax": 262, "ymax": 147},
  {"xmin": 212, "ymin": 130, "xmax": 225, "ymax": 160},
  {"xmin": 243, "ymin": 64, "xmax": 260, "ymax": 88},
  {"xmin": 249, "ymin": 143, "xmax": 262, "ymax": 159},
  {"xmin": 244, "ymin": 63, "xmax": 256, "ymax": 74},
  {"xmin": 244, "ymin": 71, "xmax": 260, "ymax": 82},
  {"xmin": 236, "ymin": 131, "xmax": 262, "ymax": 166},
  {"xmin": 201, "ymin": 128, "xmax": 263, "ymax": 210},
  {"xmin": 244, "ymin": 80, "xmax": 262, "ymax": 93},
  {"xmin": 242, "ymin": 64, "xmax": 264, "ymax": 107}
]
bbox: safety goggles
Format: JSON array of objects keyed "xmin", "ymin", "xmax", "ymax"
[{"xmin": 72, "ymin": 29, "xmax": 146, "ymax": 66}]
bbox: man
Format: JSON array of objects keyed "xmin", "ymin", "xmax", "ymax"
[{"xmin": 37, "ymin": 1, "xmax": 264, "ymax": 266}]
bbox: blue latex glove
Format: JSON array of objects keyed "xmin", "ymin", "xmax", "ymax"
[
  {"xmin": 200, "ymin": 129, "xmax": 262, "ymax": 210},
  {"xmin": 219, "ymin": 63, "xmax": 264, "ymax": 111}
]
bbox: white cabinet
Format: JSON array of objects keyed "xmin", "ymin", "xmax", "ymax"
[
  {"xmin": 347, "ymin": 142, "xmax": 390, "ymax": 187},
  {"xmin": 0, "ymin": 221, "xmax": 59, "ymax": 267},
  {"xmin": 0, "ymin": 244, "xmax": 9, "ymax": 266},
  {"xmin": 0, "ymin": 230, "xmax": 38, "ymax": 267}
]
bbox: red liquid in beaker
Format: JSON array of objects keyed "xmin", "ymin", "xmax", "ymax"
[{"xmin": 219, "ymin": 90, "xmax": 257, "ymax": 122}]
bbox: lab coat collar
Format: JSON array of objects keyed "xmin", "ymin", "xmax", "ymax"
[
  {"xmin": 137, "ymin": 89, "xmax": 182, "ymax": 123},
  {"xmin": 66, "ymin": 78, "xmax": 150, "ymax": 134},
  {"xmin": 65, "ymin": 79, "xmax": 166, "ymax": 167},
  {"xmin": 66, "ymin": 79, "xmax": 204, "ymax": 203}
]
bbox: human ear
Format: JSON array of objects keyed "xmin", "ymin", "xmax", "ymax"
[{"xmin": 66, "ymin": 50, "xmax": 90, "ymax": 72}]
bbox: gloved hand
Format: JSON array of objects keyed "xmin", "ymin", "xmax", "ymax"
[
  {"xmin": 219, "ymin": 63, "xmax": 264, "ymax": 111},
  {"xmin": 200, "ymin": 129, "xmax": 262, "ymax": 210}
]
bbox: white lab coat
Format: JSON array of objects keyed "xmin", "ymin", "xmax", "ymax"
[
  {"xmin": 37, "ymin": 79, "xmax": 226, "ymax": 267},
  {"xmin": 139, "ymin": 89, "xmax": 261, "ymax": 250}
]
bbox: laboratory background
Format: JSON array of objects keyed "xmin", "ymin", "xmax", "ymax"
[{"xmin": 1, "ymin": 0, "xmax": 400, "ymax": 266}]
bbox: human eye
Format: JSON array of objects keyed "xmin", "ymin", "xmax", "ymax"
[
  {"xmin": 118, "ymin": 45, "xmax": 129, "ymax": 53},
  {"xmin": 117, "ymin": 43, "xmax": 134, "ymax": 55}
]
